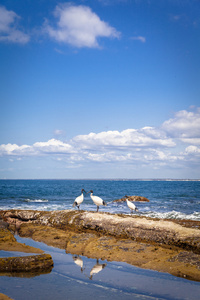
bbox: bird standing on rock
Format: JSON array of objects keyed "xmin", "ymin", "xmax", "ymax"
[
  {"xmin": 73, "ymin": 189, "xmax": 86, "ymax": 210},
  {"xmin": 88, "ymin": 190, "xmax": 107, "ymax": 212},
  {"xmin": 126, "ymin": 198, "xmax": 138, "ymax": 213}
]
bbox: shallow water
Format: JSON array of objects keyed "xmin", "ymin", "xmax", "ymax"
[
  {"xmin": 0, "ymin": 236, "xmax": 200, "ymax": 300},
  {"xmin": 0, "ymin": 179, "xmax": 200, "ymax": 220}
]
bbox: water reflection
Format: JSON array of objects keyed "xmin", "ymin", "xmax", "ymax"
[
  {"xmin": 89, "ymin": 259, "xmax": 107, "ymax": 280},
  {"xmin": 72, "ymin": 255, "xmax": 84, "ymax": 272},
  {"xmin": 9, "ymin": 235, "xmax": 200, "ymax": 300},
  {"xmin": 0, "ymin": 268, "xmax": 53, "ymax": 278},
  {"xmin": 72, "ymin": 255, "xmax": 107, "ymax": 280}
]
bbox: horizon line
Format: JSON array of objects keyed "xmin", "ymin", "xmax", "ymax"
[{"xmin": 0, "ymin": 178, "xmax": 200, "ymax": 181}]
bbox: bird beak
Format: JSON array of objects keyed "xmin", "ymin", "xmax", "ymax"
[{"xmin": 86, "ymin": 190, "xmax": 92, "ymax": 194}]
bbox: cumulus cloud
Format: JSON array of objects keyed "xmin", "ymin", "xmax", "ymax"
[
  {"xmin": 1, "ymin": 108, "xmax": 200, "ymax": 172},
  {"xmin": 185, "ymin": 145, "xmax": 200, "ymax": 156},
  {"xmin": 44, "ymin": 3, "xmax": 120, "ymax": 48},
  {"xmin": 72, "ymin": 127, "xmax": 175, "ymax": 149},
  {"xmin": 0, "ymin": 139, "xmax": 75, "ymax": 156},
  {"xmin": 0, "ymin": 6, "xmax": 30, "ymax": 44},
  {"xmin": 162, "ymin": 108, "xmax": 200, "ymax": 140},
  {"xmin": 0, "ymin": 143, "xmax": 31, "ymax": 155}
]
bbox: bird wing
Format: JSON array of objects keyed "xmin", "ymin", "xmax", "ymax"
[
  {"xmin": 92, "ymin": 195, "xmax": 103, "ymax": 205},
  {"xmin": 75, "ymin": 194, "xmax": 84, "ymax": 205},
  {"xmin": 127, "ymin": 199, "xmax": 136, "ymax": 210}
]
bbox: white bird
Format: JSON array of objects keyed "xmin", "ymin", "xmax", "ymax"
[
  {"xmin": 88, "ymin": 190, "xmax": 107, "ymax": 212},
  {"xmin": 126, "ymin": 198, "xmax": 138, "ymax": 213},
  {"xmin": 89, "ymin": 259, "xmax": 107, "ymax": 280},
  {"xmin": 73, "ymin": 189, "xmax": 86, "ymax": 210}
]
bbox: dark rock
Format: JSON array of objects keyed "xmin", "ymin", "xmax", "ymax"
[
  {"xmin": 113, "ymin": 195, "xmax": 150, "ymax": 202},
  {"xmin": 0, "ymin": 216, "xmax": 9, "ymax": 229},
  {"xmin": 0, "ymin": 254, "xmax": 53, "ymax": 273}
]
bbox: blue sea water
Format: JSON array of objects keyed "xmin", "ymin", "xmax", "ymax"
[{"xmin": 0, "ymin": 179, "xmax": 200, "ymax": 220}]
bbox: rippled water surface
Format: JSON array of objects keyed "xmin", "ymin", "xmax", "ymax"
[{"xmin": 0, "ymin": 179, "xmax": 200, "ymax": 220}]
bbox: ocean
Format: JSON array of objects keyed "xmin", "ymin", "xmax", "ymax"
[{"xmin": 0, "ymin": 179, "xmax": 200, "ymax": 220}]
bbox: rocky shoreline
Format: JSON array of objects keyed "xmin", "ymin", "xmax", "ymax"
[{"xmin": 0, "ymin": 209, "xmax": 200, "ymax": 283}]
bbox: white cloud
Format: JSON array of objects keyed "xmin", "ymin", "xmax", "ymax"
[
  {"xmin": 0, "ymin": 139, "xmax": 75, "ymax": 156},
  {"xmin": 0, "ymin": 6, "xmax": 30, "ymax": 44},
  {"xmin": 185, "ymin": 145, "xmax": 200, "ymax": 155},
  {"xmin": 54, "ymin": 129, "xmax": 65, "ymax": 136},
  {"xmin": 162, "ymin": 108, "xmax": 200, "ymax": 140},
  {"xmin": 1, "ymin": 108, "xmax": 200, "ymax": 176},
  {"xmin": 131, "ymin": 36, "xmax": 146, "ymax": 43},
  {"xmin": 180, "ymin": 138, "xmax": 200, "ymax": 145},
  {"xmin": 86, "ymin": 152, "xmax": 133, "ymax": 162},
  {"xmin": 0, "ymin": 143, "xmax": 31, "ymax": 155},
  {"xmin": 72, "ymin": 127, "xmax": 175, "ymax": 149},
  {"xmin": 44, "ymin": 4, "xmax": 120, "ymax": 48},
  {"xmin": 33, "ymin": 139, "xmax": 74, "ymax": 154}
]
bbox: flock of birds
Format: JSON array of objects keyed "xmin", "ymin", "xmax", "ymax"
[{"xmin": 73, "ymin": 189, "xmax": 138, "ymax": 213}]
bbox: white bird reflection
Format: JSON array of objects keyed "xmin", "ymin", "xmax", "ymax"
[
  {"xmin": 72, "ymin": 255, "xmax": 84, "ymax": 272},
  {"xmin": 72, "ymin": 256, "xmax": 107, "ymax": 279},
  {"xmin": 89, "ymin": 259, "xmax": 107, "ymax": 280}
]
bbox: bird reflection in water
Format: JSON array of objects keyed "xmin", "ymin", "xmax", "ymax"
[
  {"xmin": 72, "ymin": 256, "xmax": 107, "ymax": 279},
  {"xmin": 72, "ymin": 255, "xmax": 84, "ymax": 272},
  {"xmin": 89, "ymin": 259, "xmax": 107, "ymax": 280}
]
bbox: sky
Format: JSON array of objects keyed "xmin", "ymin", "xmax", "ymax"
[{"xmin": 0, "ymin": 0, "xmax": 200, "ymax": 179}]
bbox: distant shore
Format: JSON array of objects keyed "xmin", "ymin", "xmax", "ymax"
[{"xmin": 0, "ymin": 178, "xmax": 200, "ymax": 181}]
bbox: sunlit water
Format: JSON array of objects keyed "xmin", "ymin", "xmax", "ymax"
[
  {"xmin": 0, "ymin": 236, "xmax": 200, "ymax": 300},
  {"xmin": 0, "ymin": 179, "xmax": 200, "ymax": 220}
]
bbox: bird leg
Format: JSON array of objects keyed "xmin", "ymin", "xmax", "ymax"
[{"xmin": 97, "ymin": 206, "xmax": 99, "ymax": 212}]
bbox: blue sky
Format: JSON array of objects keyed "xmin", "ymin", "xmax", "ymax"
[{"xmin": 0, "ymin": 0, "xmax": 200, "ymax": 179}]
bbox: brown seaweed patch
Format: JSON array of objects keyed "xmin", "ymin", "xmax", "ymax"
[{"xmin": 0, "ymin": 254, "xmax": 53, "ymax": 274}]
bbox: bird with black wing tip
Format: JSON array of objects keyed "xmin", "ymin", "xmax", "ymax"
[
  {"xmin": 88, "ymin": 190, "xmax": 107, "ymax": 212},
  {"xmin": 73, "ymin": 189, "xmax": 87, "ymax": 210}
]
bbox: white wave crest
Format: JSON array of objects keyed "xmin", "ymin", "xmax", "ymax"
[
  {"xmin": 24, "ymin": 199, "xmax": 49, "ymax": 203},
  {"xmin": 142, "ymin": 210, "xmax": 200, "ymax": 221}
]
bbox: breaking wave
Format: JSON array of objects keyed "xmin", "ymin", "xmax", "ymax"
[
  {"xmin": 24, "ymin": 199, "xmax": 49, "ymax": 203},
  {"xmin": 141, "ymin": 210, "xmax": 200, "ymax": 221}
]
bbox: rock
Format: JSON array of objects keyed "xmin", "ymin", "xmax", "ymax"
[
  {"xmin": 0, "ymin": 228, "xmax": 43, "ymax": 253},
  {"xmin": 113, "ymin": 195, "xmax": 150, "ymax": 202},
  {"xmin": 0, "ymin": 293, "xmax": 13, "ymax": 300},
  {"xmin": 1, "ymin": 209, "xmax": 200, "ymax": 253},
  {"xmin": 0, "ymin": 254, "xmax": 53, "ymax": 273},
  {"xmin": 1, "ymin": 209, "xmax": 200, "ymax": 281},
  {"xmin": 0, "ymin": 226, "xmax": 53, "ymax": 277},
  {"xmin": 0, "ymin": 216, "xmax": 9, "ymax": 229}
]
